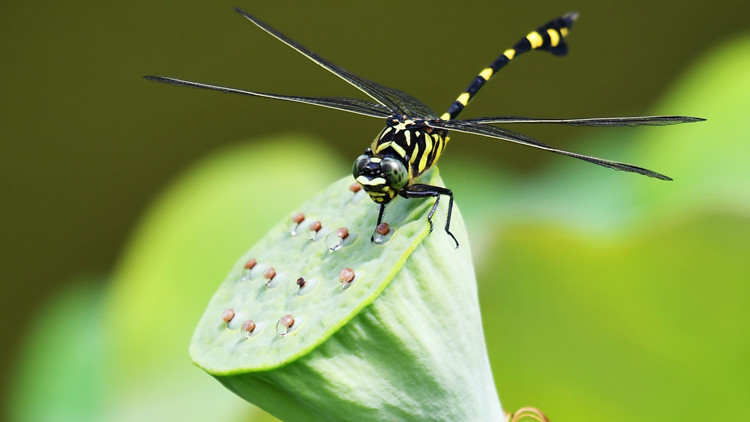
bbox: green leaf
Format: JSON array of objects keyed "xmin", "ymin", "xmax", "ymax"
[{"xmin": 7, "ymin": 280, "xmax": 106, "ymax": 422}]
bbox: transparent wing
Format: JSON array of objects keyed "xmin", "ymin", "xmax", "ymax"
[
  {"xmin": 369, "ymin": 83, "xmax": 439, "ymax": 119},
  {"xmin": 461, "ymin": 115, "xmax": 705, "ymax": 126},
  {"xmin": 144, "ymin": 76, "xmax": 392, "ymax": 119},
  {"xmin": 234, "ymin": 8, "xmax": 437, "ymax": 118},
  {"xmin": 428, "ymin": 119, "xmax": 672, "ymax": 180}
]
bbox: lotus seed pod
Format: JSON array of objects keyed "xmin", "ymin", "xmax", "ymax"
[{"xmin": 190, "ymin": 168, "xmax": 502, "ymax": 421}]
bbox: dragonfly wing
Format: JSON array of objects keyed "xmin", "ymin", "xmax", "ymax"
[
  {"xmin": 144, "ymin": 76, "xmax": 392, "ymax": 118},
  {"xmin": 234, "ymin": 8, "xmax": 436, "ymax": 118},
  {"xmin": 428, "ymin": 119, "xmax": 672, "ymax": 180},
  {"xmin": 462, "ymin": 115, "xmax": 705, "ymax": 126}
]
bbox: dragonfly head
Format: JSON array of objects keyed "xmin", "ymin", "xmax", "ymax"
[{"xmin": 352, "ymin": 149, "xmax": 408, "ymax": 204}]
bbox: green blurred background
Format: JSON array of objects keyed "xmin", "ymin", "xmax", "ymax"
[{"xmin": 3, "ymin": 0, "xmax": 749, "ymax": 421}]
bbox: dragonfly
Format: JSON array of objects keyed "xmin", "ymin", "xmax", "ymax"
[{"xmin": 145, "ymin": 8, "xmax": 703, "ymax": 247}]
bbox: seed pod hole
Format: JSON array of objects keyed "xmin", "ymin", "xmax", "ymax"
[
  {"xmin": 339, "ymin": 268, "xmax": 356, "ymax": 290},
  {"xmin": 349, "ymin": 183, "xmax": 366, "ymax": 204},
  {"xmin": 241, "ymin": 319, "xmax": 257, "ymax": 338},
  {"xmin": 290, "ymin": 213, "xmax": 305, "ymax": 235},
  {"xmin": 276, "ymin": 314, "xmax": 295, "ymax": 336},
  {"xmin": 221, "ymin": 308, "xmax": 235, "ymax": 323},
  {"xmin": 243, "ymin": 258, "xmax": 257, "ymax": 270},
  {"xmin": 263, "ymin": 267, "xmax": 284, "ymax": 288},
  {"xmin": 292, "ymin": 213, "xmax": 305, "ymax": 224},
  {"xmin": 263, "ymin": 267, "xmax": 276, "ymax": 281},
  {"xmin": 296, "ymin": 277, "xmax": 318, "ymax": 296},
  {"xmin": 371, "ymin": 222, "xmax": 393, "ymax": 245},
  {"xmin": 240, "ymin": 258, "xmax": 258, "ymax": 281},
  {"xmin": 307, "ymin": 220, "xmax": 323, "ymax": 241},
  {"xmin": 225, "ymin": 310, "xmax": 247, "ymax": 330},
  {"xmin": 325, "ymin": 227, "xmax": 357, "ymax": 251}
]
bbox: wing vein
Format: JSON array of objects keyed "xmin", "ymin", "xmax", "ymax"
[
  {"xmin": 461, "ymin": 115, "xmax": 705, "ymax": 127},
  {"xmin": 144, "ymin": 76, "xmax": 391, "ymax": 118},
  {"xmin": 429, "ymin": 119, "xmax": 672, "ymax": 180}
]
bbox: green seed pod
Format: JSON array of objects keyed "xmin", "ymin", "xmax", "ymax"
[{"xmin": 190, "ymin": 168, "xmax": 502, "ymax": 421}]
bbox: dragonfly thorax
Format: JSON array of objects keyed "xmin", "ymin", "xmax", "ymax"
[
  {"xmin": 353, "ymin": 115, "xmax": 449, "ymax": 204},
  {"xmin": 378, "ymin": 115, "xmax": 448, "ymax": 172}
]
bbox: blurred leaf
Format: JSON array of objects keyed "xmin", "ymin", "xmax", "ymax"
[
  {"xmin": 638, "ymin": 35, "xmax": 750, "ymax": 216},
  {"xmin": 7, "ymin": 280, "xmax": 105, "ymax": 422},
  {"xmin": 483, "ymin": 215, "xmax": 750, "ymax": 421}
]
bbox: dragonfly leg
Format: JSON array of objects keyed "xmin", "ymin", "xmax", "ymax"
[{"xmin": 403, "ymin": 184, "xmax": 458, "ymax": 248}]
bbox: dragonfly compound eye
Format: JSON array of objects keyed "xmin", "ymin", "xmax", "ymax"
[
  {"xmin": 380, "ymin": 157, "xmax": 408, "ymax": 189},
  {"xmin": 352, "ymin": 154, "xmax": 370, "ymax": 178}
]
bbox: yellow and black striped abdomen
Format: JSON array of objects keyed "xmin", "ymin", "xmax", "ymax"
[
  {"xmin": 441, "ymin": 12, "xmax": 577, "ymax": 121},
  {"xmin": 372, "ymin": 117, "xmax": 449, "ymax": 181}
]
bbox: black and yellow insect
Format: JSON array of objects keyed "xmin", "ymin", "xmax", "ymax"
[{"xmin": 146, "ymin": 8, "xmax": 702, "ymax": 247}]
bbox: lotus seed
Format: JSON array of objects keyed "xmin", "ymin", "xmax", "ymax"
[
  {"xmin": 241, "ymin": 319, "xmax": 256, "ymax": 334},
  {"xmin": 349, "ymin": 182, "xmax": 361, "ymax": 193},
  {"xmin": 243, "ymin": 258, "xmax": 257, "ymax": 270},
  {"xmin": 376, "ymin": 222, "xmax": 390, "ymax": 235},
  {"xmin": 296, "ymin": 277, "xmax": 317, "ymax": 296},
  {"xmin": 276, "ymin": 314, "xmax": 294, "ymax": 335},
  {"xmin": 221, "ymin": 308, "xmax": 235, "ymax": 323},
  {"xmin": 308, "ymin": 220, "xmax": 322, "ymax": 232},
  {"xmin": 263, "ymin": 267, "xmax": 276, "ymax": 281},
  {"xmin": 339, "ymin": 268, "xmax": 355, "ymax": 284},
  {"xmin": 326, "ymin": 227, "xmax": 353, "ymax": 251},
  {"xmin": 291, "ymin": 213, "xmax": 305, "ymax": 224}
]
